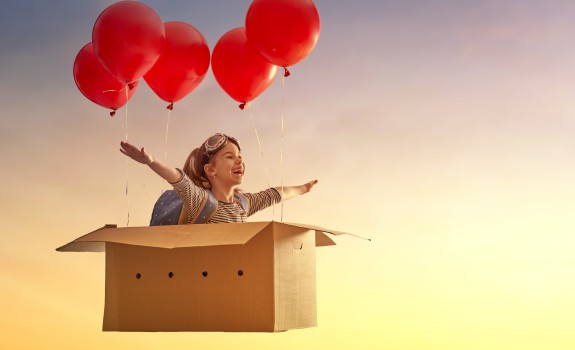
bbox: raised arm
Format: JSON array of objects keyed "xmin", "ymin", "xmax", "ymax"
[
  {"xmin": 120, "ymin": 141, "xmax": 182, "ymax": 183},
  {"xmin": 275, "ymin": 179, "xmax": 318, "ymax": 201}
]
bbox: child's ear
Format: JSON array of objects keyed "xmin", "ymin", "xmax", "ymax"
[{"xmin": 204, "ymin": 163, "xmax": 215, "ymax": 177}]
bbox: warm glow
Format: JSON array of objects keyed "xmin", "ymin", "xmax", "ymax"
[{"xmin": 2, "ymin": 1, "xmax": 575, "ymax": 349}]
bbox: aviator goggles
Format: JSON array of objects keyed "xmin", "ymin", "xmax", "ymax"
[{"xmin": 202, "ymin": 133, "xmax": 240, "ymax": 162}]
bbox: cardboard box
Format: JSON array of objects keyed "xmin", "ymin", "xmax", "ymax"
[{"xmin": 57, "ymin": 221, "xmax": 349, "ymax": 332}]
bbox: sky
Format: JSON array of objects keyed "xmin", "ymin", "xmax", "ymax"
[{"xmin": 1, "ymin": 0, "xmax": 575, "ymax": 349}]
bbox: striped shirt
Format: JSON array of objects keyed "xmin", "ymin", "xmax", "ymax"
[{"xmin": 170, "ymin": 169, "xmax": 282, "ymax": 224}]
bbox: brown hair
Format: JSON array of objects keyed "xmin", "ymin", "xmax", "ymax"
[{"xmin": 182, "ymin": 147, "xmax": 210, "ymax": 189}]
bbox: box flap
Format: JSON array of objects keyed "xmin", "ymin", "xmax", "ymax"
[
  {"xmin": 282, "ymin": 222, "xmax": 366, "ymax": 246},
  {"xmin": 56, "ymin": 221, "xmax": 354, "ymax": 252},
  {"xmin": 56, "ymin": 222, "xmax": 272, "ymax": 252}
]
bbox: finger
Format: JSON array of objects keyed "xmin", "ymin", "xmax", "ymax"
[{"xmin": 120, "ymin": 141, "xmax": 136, "ymax": 152}]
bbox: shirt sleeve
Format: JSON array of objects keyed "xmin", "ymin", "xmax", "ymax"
[
  {"xmin": 169, "ymin": 168, "xmax": 207, "ymax": 223},
  {"xmin": 243, "ymin": 188, "xmax": 282, "ymax": 217}
]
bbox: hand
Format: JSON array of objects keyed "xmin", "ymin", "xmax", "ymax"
[
  {"xmin": 302, "ymin": 179, "xmax": 318, "ymax": 194},
  {"xmin": 120, "ymin": 141, "xmax": 154, "ymax": 165},
  {"xmin": 275, "ymin": 180, "xmax": 318, "ymax": 200}
]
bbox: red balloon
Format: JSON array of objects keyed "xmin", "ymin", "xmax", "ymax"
[
  {"xmin": 211, "ymin": 27, "xmax": 278, "ymax": 106},
  {"xmin": 73, "ymin": 42, "xmax": 138, "ymax": 114},
  {"xmin": 144, "ymin": 21, "xmax": 210, "ymax": 106},
  {"xmin": 245, "ymin": 0, "xmax": 320, "ymax": 67},
  {"xmin": 92, "ymin": 1, "xmax": 165, "ymax": 84}
]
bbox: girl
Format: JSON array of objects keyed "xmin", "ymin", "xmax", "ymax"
[{"xmin": 120, "ymin": 133, "xmax": 318, "ymax": 224}]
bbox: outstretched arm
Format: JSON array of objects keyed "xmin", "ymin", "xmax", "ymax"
[
  {"xmin": 275, "ymin": 180, "xmax": 318, "ymax": 201},
  {"xmin": 120, "ymin": 141, "xmax": 182, "ymax": 183}
]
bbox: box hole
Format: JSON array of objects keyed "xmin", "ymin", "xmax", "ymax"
[
  {"xmin": 136, "ymin": 273, "xmax": 141, "ymax": 279},
  {"xmin": 238, "ymin": 270, "xmax": 244, "ymax": 276},
  {"xmin": 293, "ymin": 239, "xmax": 303, "ymax": 250},
  {"xmin": 202, "ymin": 271, "xmax": 208, "ymax": 277},
  {"xmin": 168, "ymin": 272, "xmax": 174, "ymax": 278}
]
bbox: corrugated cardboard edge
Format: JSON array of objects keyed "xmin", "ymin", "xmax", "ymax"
[
  {"xmin": 55, "ymin": 224, "xmax": 118, "ymax": 252},
  {"xmin": 271, "ymin": 223, "xmax": 318, "ymax": 331},
  {"xmin": 56, "ymin": 221, "xmax": 353, "ymax": 252}
]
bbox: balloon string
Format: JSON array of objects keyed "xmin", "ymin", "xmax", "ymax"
[
  {"xmin": 124, "ymin": 87, "xmax": 129, "ymax": 142},
  {"xmin": 124, "ymin": 84, "xmax": 130, "ymax": 227},
  {"xmin": 246, "ymin": 103, "xmax": 274, "ymax": 218},
  {"xmin": 280, "ymin": 73, "xmax": 286, "ymax": 222},
  {"xmin": 125, "ymin": 158, "xmax": 130, "ymax": 227},
  {"xmin": 162, "ymin": 107, "xmax": 172, "ymax": 192},
  {"xmin": 164, "ymin": 107, "xmax": 171, "ymax": 160}
]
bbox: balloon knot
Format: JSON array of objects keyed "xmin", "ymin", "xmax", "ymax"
[
  {"xmin": 283, "ymin": 67, "xmax": 291, "ymax": 77},
  {"xmin": 127, "ymin": 82, "xmax": 136, "ymax": 90},
  {"xmin": 110, "ymin": 110, "xmax": 117, "ymax": 117},
  {"xmin": 167, "ymin": 103, "xmax": 174, "ymax": 110},
  {"xmin": 239, "ymin": 102, "xmax": 246, "ymax": 110}
]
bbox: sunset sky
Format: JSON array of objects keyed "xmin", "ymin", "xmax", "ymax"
[{"xmin": 2, "ymin": 1, "xmax": 575, "ymax": 349}]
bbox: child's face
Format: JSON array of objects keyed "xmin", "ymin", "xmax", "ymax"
[{"xmin": 210, "ymin": 142, "xmax": 245, "ymax": 185}]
